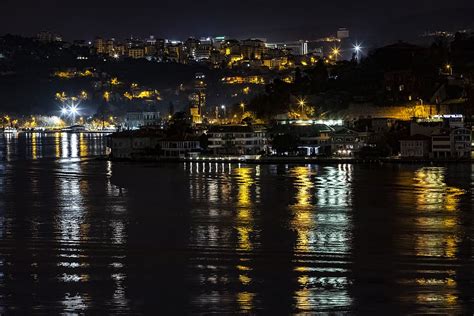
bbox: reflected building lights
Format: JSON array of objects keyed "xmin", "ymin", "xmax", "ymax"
[
  {"xmin": 234, "ymin": 167, "xmax": 257, "ymax": 311},
  {"xmin": 413, "ymin": 167, "xmax": 464, "ymax": 258},
  {"xmin": 290, "ymin": 164, "xmax": 353, "ymax": 311},
  {"xmin": 79, "ymin": 133, "xmax": 88, "ymax": 157},
  {"xmin": 55, "ymin": 152, "xmax": 90, "ymax": 311},
  {"xmin": 398, "ymin": 167, "xmax": 465, "ymax": 308},
  {"xmin": 61, "ymin": 133, "xmax": 69, "ymax": 158},
  {"xmin": 31, "ymin": 133, "xmax": 38, "ymax": 159},
  {"xmin": 290, "ymin": 166, "xmax": 317, "ymax": 311},
  {"xmin": 55, "ymin": 132, "xmax": 61, "ymax": 158},
  {"xmin": 70, "ymin": 133, "xmax": 78, "ymax": 158}
]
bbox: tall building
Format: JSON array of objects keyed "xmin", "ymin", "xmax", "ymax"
[
  {"xmin": 94, "ymin": 37, "xmax": 107, "ymax": 54},
  {"xmin": 189, "ymin": 73, "xmax": 207, "ymax": 123},
  {"xmin": 195, "ymin": 40, "xmax": 213, "ymax": 61}
]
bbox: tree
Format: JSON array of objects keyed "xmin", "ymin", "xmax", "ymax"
[
  {"xmin": 271, "ymin": 134, "xmax": 299, "ymax": 155},
  {"xmin": 167, "ymin": 112, "xmax": 192, "ymax": 137},
  {"xmin": 199, "ymin": 133, "xmax": 209, "ymax": 150}
]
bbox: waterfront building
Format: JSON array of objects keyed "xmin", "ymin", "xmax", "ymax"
[
  {"xmin": 330, "ymin": 127, "xmax": 366, "ymax": 157},
  {"xmin": 125, "ymin": 112, "xmax": 161, "ymax": 130},
  {"xmin": 400, "ymin": 135, "xmax": 431, "ymax": 158},
  {"xmin": 431, "ymin": 127, "xmax": 471, "ymax": 158},
  {"xmin": 207, "ymin": 125, "xmax": 267, "ymax": 155},
  {"xmin": 157, "ymin": 136, "xmax": 201, "ymax": 158}
]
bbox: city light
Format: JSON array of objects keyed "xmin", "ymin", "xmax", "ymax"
[
  {"xmin": 445, "ymin": 64, "xmax": 453, "ymax": 75},
  {"xmin": 297, "ymin": 97, "xmax": 307, "ymax": 115},
  {"xmin": 59, "ymin": 102, "xmax": 80, "ymax": 125},
  {"xmin": 70, "ymin": 104, "xmax": 79, "ymax": 115},
  {"xmin": 331, "ymin": 47, "xmax": 341, "ymax": 61},
  {"xmin": 353, "ymin": 43, "xmax": 362, "ymax": 61}
]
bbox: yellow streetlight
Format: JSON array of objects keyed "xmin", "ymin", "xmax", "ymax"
[
  {"xmin": 240, "ymin": 102, "xmax": 245, "ymax": 114},
  {"xmin": 332, "ymin": 47, "xmax": 341, "ymax": 61},
  {"xmin": 445, "ymin": 64, "xmax": 453, "ymax": 75},
  {"xmin": 297, "ymin": 97, "xmax": 306, "ymax": 116}
]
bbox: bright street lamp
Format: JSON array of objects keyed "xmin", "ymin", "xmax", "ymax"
[
  {"xmin": 240, "ymin": 102, "xmax": 245, "ymax": 114},
  {"xmin": 221, "ymin": 105, "xmax": 226, "ymax": 120},
  {"xmin": 353, "ymin": 43, "xmax": 362, "ymax": 61},
  {"xmin": 297, "ymin": 97, "xmax": 306, "ymax": 116},
  {"xmin": 445, "ymin": 64, "xmax": 453, "ymax": 75},
  {"xmin": 67, "ymin": 102, "xmax": 80, "ymax": 125},
  {"xmin": 332, "ymin": 47, "xmax": 340, "ymax": 61}
]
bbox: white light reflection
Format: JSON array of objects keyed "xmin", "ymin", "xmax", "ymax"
[
  {"xmin": 290, "ymin": 164, "xmax": 353, "ymax": 311},
  {"xmin": 55, "ymin": 152, "xmax": 89, "ymax": 311}
]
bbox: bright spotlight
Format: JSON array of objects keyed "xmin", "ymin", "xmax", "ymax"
[
  {"xmin": 69, "ymin": 105, "xmax": 79, "ymax": 115},
  {"xmin": 60, "ymin": 107, "xmax": 68, "ymax": 115}
]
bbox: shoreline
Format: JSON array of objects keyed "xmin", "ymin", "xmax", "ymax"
[{"xmin": 105, "ymin": 156, "xmax": 474, "ymax": 165}]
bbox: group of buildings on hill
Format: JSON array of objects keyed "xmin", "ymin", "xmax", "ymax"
[{"xmin": 36, "ymin": 29, "xmax": 352, "ymax": 70}]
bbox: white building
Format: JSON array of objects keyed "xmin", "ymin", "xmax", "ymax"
[
  {"xmin": 125, "ymin": 112, "xmax": 161, "ymax": 130},
  {"xmin": 207, "ymin": 125, "xmax": 267, "ymax": 155},
  {"xmin": 158, "ymin": 137, "xmax": 201, "ymax": 158},
  {"xmin": 400, "ymin": 135, "xmax": 431, "ymax": 158},
  {"xmin": 431, "ymin": 128, "xmax": 471, "ymax": 158}
]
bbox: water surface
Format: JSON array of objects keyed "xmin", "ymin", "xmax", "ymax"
[{"xmin": 0, "ymin": 133, "xmax": 472, "ymax": 313}]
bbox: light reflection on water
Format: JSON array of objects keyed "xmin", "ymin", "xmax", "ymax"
[
  {"xmin": 235, "ymin": 167, "xmax": 257, "ymax": 311},
  {"xmin": 0, "ymin": 134, "xmax": 472, "ymax": 313},
  {"xmin": 290, "ymin": 165, "xmax": 353, "ymax": 311},
  {"xmin": 0, "ymin": 132, "xmax": 107, "ymax": 161},
  {"xmin": 394, "ymin": 167, "xmax": 466, "ymax": 312}
]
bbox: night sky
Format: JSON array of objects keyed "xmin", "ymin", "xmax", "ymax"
[{"xmin": 2, "ymin": 0, "xmax": 474, "ymax": 42}]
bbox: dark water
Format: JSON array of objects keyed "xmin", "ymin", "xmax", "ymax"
[{"xmin": 0, "ymin": 133, "xmax": 473, "ymax": 313}]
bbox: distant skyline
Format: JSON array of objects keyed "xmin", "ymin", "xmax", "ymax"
[{"xmin": 1, "ymin": 0, "xmax": 474, "ymax": 43}]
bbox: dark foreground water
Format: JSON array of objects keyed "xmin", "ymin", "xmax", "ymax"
[{"xmin": 0, "ymin": 133, "xmax": 473, "ymax": 313}]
